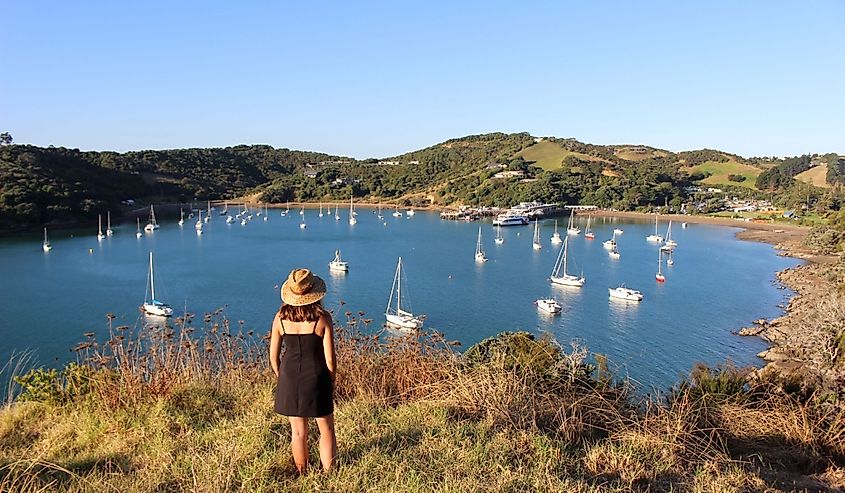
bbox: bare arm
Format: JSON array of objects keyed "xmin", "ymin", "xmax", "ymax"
[
  {"xmin": 322, "ymin": 314, "xmax": 336, "ymax": 381},
  {"xmin": 269, "ymin": 313, "xmax": 282, "ymax": 377}
]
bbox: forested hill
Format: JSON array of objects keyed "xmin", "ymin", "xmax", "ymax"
[
  {"xmin": 1, "ymin": 133, "xmax": 842, "ymax": 232},
  {"xmin": 0, "ymin": 144, "xmax": 345, "ymax": 231}
]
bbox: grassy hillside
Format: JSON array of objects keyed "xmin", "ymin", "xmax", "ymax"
[
  {"xmin": 613, "ymin": 146, "xmax": 668, "ymax": 161},
  {"xmin": 515, "ymin": 141, "xmax": 596, "ymax": 170},
  {"xmin": 685, "ymin": 160, "xmax": 762, "ymax": 189},
  {"xmin": 795, "ymin": 164, "xmax": 832, "ymax": 188}
]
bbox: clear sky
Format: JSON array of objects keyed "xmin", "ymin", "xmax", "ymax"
[{"xmin": 1, "ymin": 1, "xmax": 843, "ymax": 158}]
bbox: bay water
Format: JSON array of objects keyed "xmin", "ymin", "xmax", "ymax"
[{"xmin": 0, "ymin": 209, "xmax": 799, "ymax": 388}]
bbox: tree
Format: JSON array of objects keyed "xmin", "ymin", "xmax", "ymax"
[{"xmin": 0, "ymin": 132, "xmax": 12, "ymax": 146}]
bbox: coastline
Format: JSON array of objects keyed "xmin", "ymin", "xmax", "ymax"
[{"xmin": 590, "ymin": 209, "xmax": 842, "ymax": 381}]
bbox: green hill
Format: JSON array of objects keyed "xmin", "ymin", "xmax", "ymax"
[
  {"xmin": 683, "ymin": 160, "xmax": 762, "ymax": 189},
  {"xmin": 514, "ymin": 140, "xmax": 597, "ymax": 170}
]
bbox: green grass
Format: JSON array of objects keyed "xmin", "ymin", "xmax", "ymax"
[
  {"xmin": 686, "ymin": 160, "xmax": 761, "ymax": 189},
  {"xmin": 515, "ymin": 141, "xmax": 596, "ymax": 171}
]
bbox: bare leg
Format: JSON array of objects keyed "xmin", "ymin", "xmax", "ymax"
[
  {"xmin": 315, "ymin": 414, "xmax": 337, "ymax": 472},
  {"xmin": 288, "ymin": 417, "xmax": 309, "ymax": 474}
]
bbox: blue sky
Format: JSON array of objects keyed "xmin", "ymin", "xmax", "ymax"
[{"xmin": 1, "ymin": 1, "xmax": 842, "ymax": 158}]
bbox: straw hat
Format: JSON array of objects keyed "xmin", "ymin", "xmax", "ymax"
[{"xmin": 280, "ymin": 268, "xmax": 326, "ymax": 306}]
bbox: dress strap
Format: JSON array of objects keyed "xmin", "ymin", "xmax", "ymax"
[
  {"xmin": 310, "ymin": 319, "xmax": 318, "ymax": 335},
  {"xmin": 280, "ymin": 318, "xmax": 286, "ymax": 335}
]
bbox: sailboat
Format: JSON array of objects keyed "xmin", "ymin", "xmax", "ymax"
[
  {"xmin": 205, "ymin": 201, "xmax": 211, "ymax": 222},
  {"xmin": 255, "ymin": 202, "xmax": 262, "ymax": 217},
  {"xmin": 319, "ymin": 202, "xmax": 324, "ymax": 218},
  {"xmin": 97, "ymin": 214, "xmax": 105, "ymax": 240},
  {"xmin": 328, "ymin": 250, "xmax": 349, "ymax": 272},
  {"xmin": 136, "ymin": 218, "xmax": 143, "ymax": 238},
  {"xmin": 603, "ymin": 230, "xmax": 617, "ymax": 249},
  {"xmin": 144, "ymin": 205, "xmax": 159, "ymax": 232},
  {"xmin": 263, "ymin": 204, "xmax": 269, "ymax": 221},
  {"xmin": 178, "ymin": 208, "xmax": 185, "ymax": 226},
  {"xmin": 608, "ymin": 242, "xmax": 621, "ymax": 259},
  {"xmin": 349, "ymin": 196, "xmax": 357, "ymax": 225},
  {"xmin": 566, "ymin": 210, "xmax": 581, "ymax": 235},
  {"xmin": 585, "ymin": 215, "xmax": 595, "ymax": 239},
  {"xmin": 385, "ymin": 257, "xmax": 423, "ymax": 330},
  {"xmin": 280, "ymin": 201, "xmax": 288, "ymax": 217},
  {"xmin": 42, "ymin": 228, "xmax": 52, "ymax": 252},
  {"xmin": 106, "ymin": 212, "xmax": 114, "ymax": 236},
  {"xmin": 299, "ymin": 205, "xmax": 304, "ymax": 216},
  {"xmin": 220, "ymin": 201, "xmax": 228, "ymax": 216},
  {"xmin": 475, "ymin": 227, "xmax": 488, "ymax": 262},
  {"xmin": 406, "ymin": 209, "xmax": 416, "ymax": 217},
  {"xmin": 195, "ymin": 211, "xmax": 204, "ymax": 235},
  {"xmin": 532, "ymin": 219, "xmax": 542, "ymax": 250},
  {"xmin": 655, "ymin": 249, "xmax": 666, "ymax": 282},
  {"xmin": 551, "ymin": 220, "xmax": 562, "ymax": 245},
  {"xmin": 334, "ymin": 204, "xmax": 340, "ymax": 221},
  {"xmin": 300, "ymin": 213, "xmax": 307, "ymax": 229},
  {"xmin": 664, "ymin": 221, "xmax": 677, "ymax": 248},
  {"xmin": 392, "ymin": 205, "xmax": 402, "ymax": 218},
  {"xmin": 377, "ymin": 201, "xmax": 384, "ymax": 220},
  {"xmin": 646, "ymin": 215, "xmax": 663, "ymax": 242},
  {"xmin": 667, "ymin": 251, "xmax": 675, "ymax": 266},
  {"xmin": 141, "ymin": 252, "xmax": 173, "ymax": 317},
  {"xmin": 494, "ymin": 224, "xmax": 504, "ymax": 245},
  {"xmin": 549, "ymin": 236, "xmax": 585, "ymax": 287}
]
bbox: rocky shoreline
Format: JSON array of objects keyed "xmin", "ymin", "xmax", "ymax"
[{"xmin": 734, "ymin": 227, "xmax": 844, "ymax": 388}]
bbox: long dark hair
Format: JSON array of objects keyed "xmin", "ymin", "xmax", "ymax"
[{"xmin": 279, "ymin": 300, "xmax": 328, "ymax": 323}]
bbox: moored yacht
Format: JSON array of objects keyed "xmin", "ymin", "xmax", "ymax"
[
  {"xmin": 328, "ymin": 250, "xmax": 349, "ymax": 272},
  {"xmin": 535, "ymin": 298, "xmax": 562, "ymax": 314},
  {"xmin": 609, "ymin": 285, "xmax": 643, "ymax": 302}
]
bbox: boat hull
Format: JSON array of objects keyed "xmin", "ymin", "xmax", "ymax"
[
  {"xmin": 550, "ymin": 276, "xmax": 585, "ymax": 287},
  {"xmin": 385, "ymin": 313, "xmax": 422, "ymax": 330}
]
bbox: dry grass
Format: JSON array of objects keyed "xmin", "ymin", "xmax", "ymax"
[{"xmin": 1, "ymin": 314, "xmax": 844, "ymax": 492}]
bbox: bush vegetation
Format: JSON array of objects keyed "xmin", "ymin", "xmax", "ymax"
[{"xmin": 1, "ymin": 312, "xmax": 843, "ymax": 492}]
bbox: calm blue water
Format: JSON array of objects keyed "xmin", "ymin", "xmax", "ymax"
[{"xmin": 0, "ymin": 210, "xmax": 799, "ymax": 388}]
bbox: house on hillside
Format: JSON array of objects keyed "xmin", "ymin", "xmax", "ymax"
[
  {"xmin": 485, "ymin": 162, "xmax": 506, "ymax": 170},
  {"xmin": 303, "ymin": 166, "xmax": 319, "ymax": 179},
  {"xmin": 493, "ymin": 170, "xmax": 525, "ymax": 179},
  {"xmin": 408, "ymin": 160, "xmax": 420, "ymax": 165}
]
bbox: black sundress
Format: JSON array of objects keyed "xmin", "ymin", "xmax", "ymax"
[{"xmin": 274, "ymin": 319, "xmax": 334, "ymax": 417}]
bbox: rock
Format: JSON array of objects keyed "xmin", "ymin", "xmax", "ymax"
[
  {"xmin": 753, "ymin": 318, "xmax": 769, "ymax": 327},
  {"xmin": 757, "ymin": 349, "xmax": 789, "ymax": 362},
  {"xmin": 737, "ymin": 326, "xmax": 765, "ymax": 336}
]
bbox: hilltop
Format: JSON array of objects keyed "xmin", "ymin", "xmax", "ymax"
[{"xmin": 1, "ymin": 133, "xmax": 843, "ymax": 232}]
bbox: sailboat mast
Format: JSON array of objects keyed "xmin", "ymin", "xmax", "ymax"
[
  {"xmin": 562, "ymin": 236, "xmax": 569, "ymax": 276},
  {"xmin": 149, "ymin": 252, "xmax": 156, "ymax": 301},
  {"xmin": 44, "ymin": 228, "xmax": 47, "ymax": 243},
  {"xmin": 396, "ymin": 258, "xmax": 402, "ymax": 314}
]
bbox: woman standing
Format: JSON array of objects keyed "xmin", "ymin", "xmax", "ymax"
[{"xmin": 270, "ymin": 268, "xmax": 337, "ymax": 473}]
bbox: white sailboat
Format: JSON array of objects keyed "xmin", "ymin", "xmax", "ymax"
[
  {"xmin": 97, "ymin": 214, "xmax": 105, "ymax": 240},
  {"xmin": 609, "ymin": 285, "xmax": 643, "ymax": 302},
  {"xmin": 603, "ymin": 231, "xmax": 618, "ymax": 250},
  {"xmin": 226, "ymin": 213, "xmax": 235, "ymax": 224},
  {"xmin": 664, "ymin": 221, "xmax": 677, "ymax": 248},
  {"xmin": 178, "ymin": 208, "xmax": 185, "ymax": 226},
  {"xmin": 475, "ymin": 227, "xmax": 488, "ymax": 262},
  {"xmin": 144, "ymin": 205, "xmax": 159, "ymax": 232},
  {"xmin": 299, "ymin": 204, "xmax": 304, "ymax": 216},
  {"xmin": 608, "ymin": 242, "xmax": 621, "ymax": 259},
  {"xmin": 667, "ymin": 251, "xmax": 675, "ymax": 266},
  {"xmin": 319, "ymin": 202, "xmax": 324, "ymax": 218},
  {"xmin": 377, "ymin": 201, "xmax": 384, "ymax": 220},
  {"xmin": 566, "ymin": 210, "xmax": 581, "ymax": 235},
  {"xmin": 328, "ymin": 250, "xmax": 349, "ymax": 272},
  {"xmin": 406, "ymin": 209, "xmax": 415, "ymax": 217},
  {"xmin": 142, "ymin": 252, "xmax": 173, "ymax": 317},
  {"xmin": 549, "ymin": 236, "xmax": 585, "ymax": 287},
  {"xmin": 349, "ymin": 196, "xmax": 357, "ymax": 225},
  {"xmin": 220, "ymin": 201, "xmax": 228, "ymax": 216},
  {"xmin": 385, "ymin": 257, "xmax": 423, "ymax": 330},
  {"xmin": 532, "ymin": 219, "xmax": 542, "ymax": 250},
  {"xmin": 656, "ymin": 249, "xmax": 665, "ymax": 282},
  {"xmin": 195, "ymin": 210, "xmax": 203, "ymax": 230},
  {"xmin": 280, "ymin": 201, "xmax": 288, "ymax": 217},
  {"xmin": 42, "ymin": 227, "xmax": 52, "ymax": 252},
  {"xmin": 334, "ymin": 204, "xmax": 341, "ymax": 221},
  {"xmin": 585, "ymin": 215, "xmax": 595, "ymax": 239},
  {"xmin": 646, "ymin": 215, "xmax": 663, "ymax": 242},
  {"xmin": 494, "ymin": 224, "xmax": 504, "ymax": 245},
  {"xmin": 255, "ymin": 202, "xmax": 262, "ymax": 217},
  {"xmin": 106, "ymin": 211, "xmax": 114, "ymax": 236},
  {"xmin": 551, "ymin": 220, "xmax": 562, "ymax": 245},
  {"xmin": 535, "ymin": 298, "xmax": 562, "ymax": 314},
  {"xmin": 205, "ymin": 201, "xmax": 211, "ymax": 222},
  {"xmin": 136, "ymin": 217, "xmax": 143, "ymax": 238},
  {"xmin": 392, "ymin": 205, "xmax": 402, "ymax": 218},
  {"xmin": 241, "ymin": 217, "xmax": 248, "ymax": 226},
  {"xmin": 614, "ymin": 227, "xmax": 624, "ymax": 235},
  {"xmin": 300, "ymin": 214, "xmax": 307, "ymax": 229},
  {"xmin": 263, "ymin": 204, "xmax": 269, "ymax": 221}
]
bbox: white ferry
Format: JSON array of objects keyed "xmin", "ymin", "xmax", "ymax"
[{"xmin": 492, "ymin": 214, "xmax": 529, "ymax": 226}]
